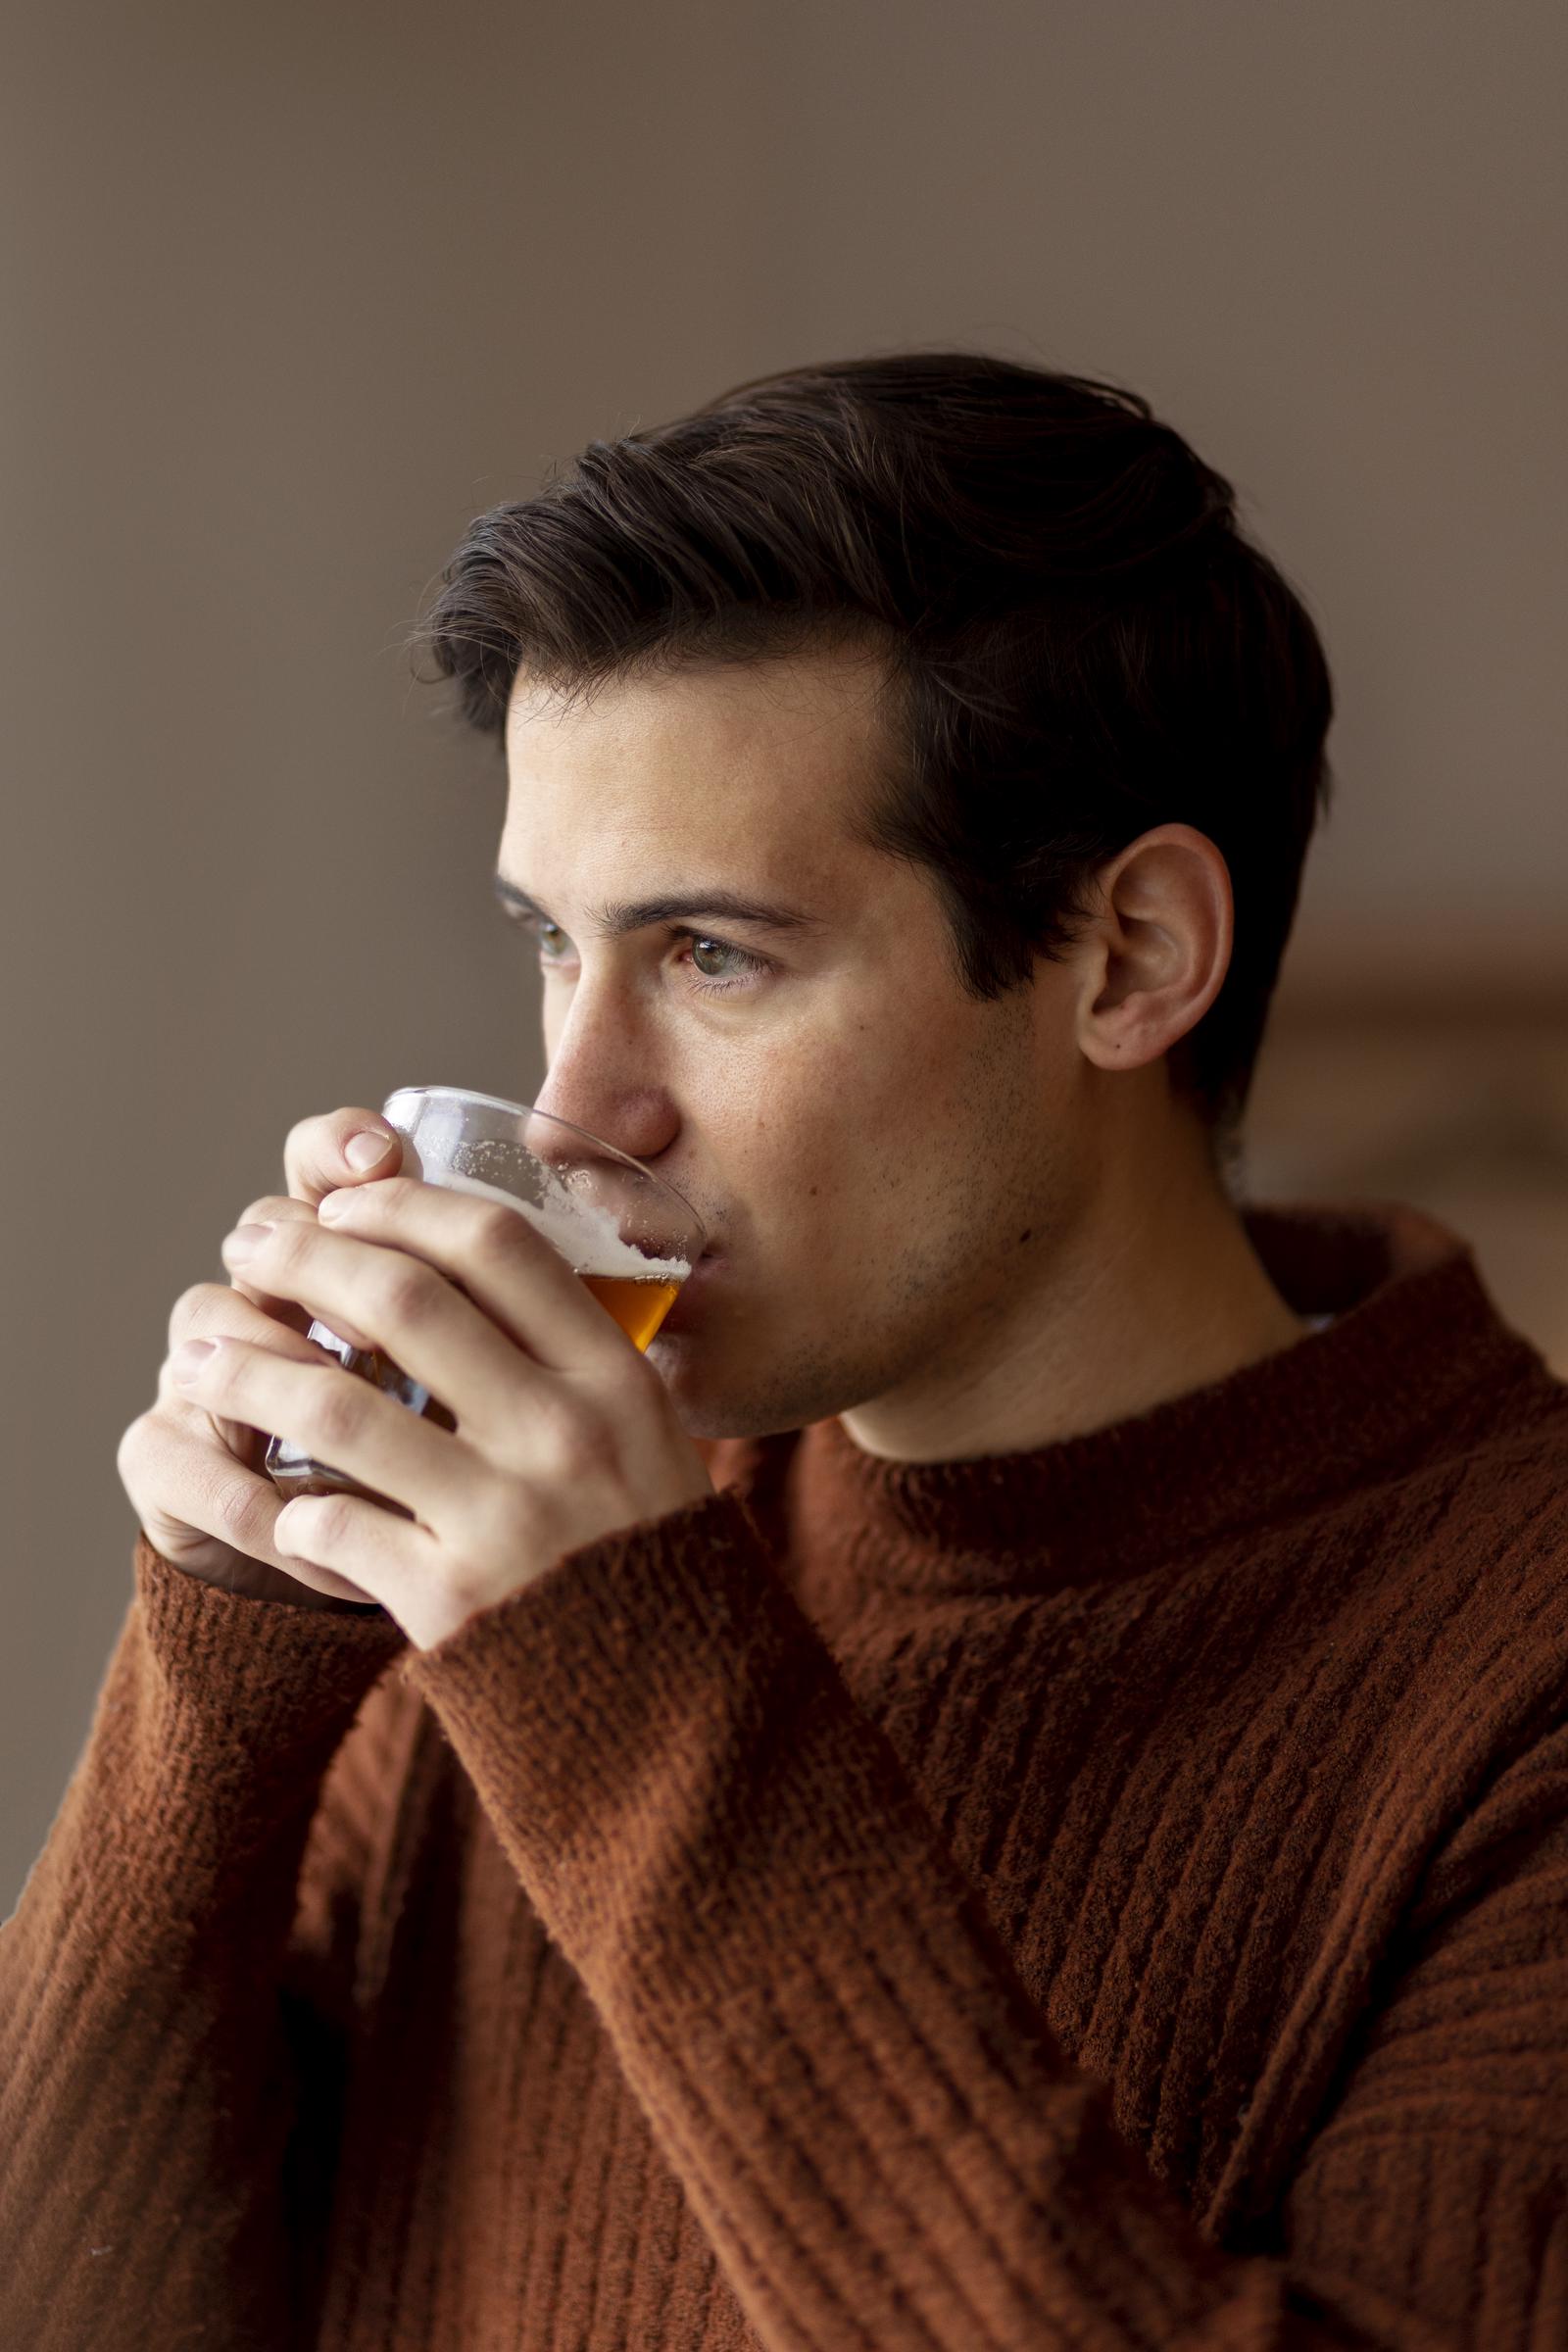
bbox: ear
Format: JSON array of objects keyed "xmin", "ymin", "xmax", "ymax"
[{"xmin": 1073, "ymin": 824, "xmax": 1233, "ymax": 1076}]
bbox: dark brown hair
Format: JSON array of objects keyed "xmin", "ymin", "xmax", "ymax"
[{"xmin": 412, "ymin": 351, "xmax": 1335, "ymax": 1155}]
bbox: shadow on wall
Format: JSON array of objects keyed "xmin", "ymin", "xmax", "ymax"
[{"xmin": 1239, "ymin": 1003, "xmax": 1568, "ymax": 1378}]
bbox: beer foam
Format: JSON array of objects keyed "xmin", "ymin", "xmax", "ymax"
[{"xmin": 429, "ymin": 1165, "xmax": 693, "ymax": 1281}]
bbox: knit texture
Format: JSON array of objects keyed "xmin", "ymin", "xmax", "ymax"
[{"xmin": 4, "ymin": 1199, "xmax": 1567, "ymax": 2349}]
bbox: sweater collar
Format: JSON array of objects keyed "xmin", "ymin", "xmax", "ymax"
[{"xmin": 740, "ymin": 1200, "xmax": 1552, "ymax": 1598}]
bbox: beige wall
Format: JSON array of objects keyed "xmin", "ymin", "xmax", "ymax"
[{"xmin": 4, "ymin": 0, "xmax": 1565, "ymax": 1909}]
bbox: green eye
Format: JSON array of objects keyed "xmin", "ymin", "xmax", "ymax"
[
  {"xmin": 528, "ymin": 916, "xmax": 770, "ymax": 997},
  {"xmin": 689, "ymin": 936, "xmax": 740, "ymax": 979}
]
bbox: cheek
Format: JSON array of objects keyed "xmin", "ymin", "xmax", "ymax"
[
  {"xmin": 760, "ymin": 986, "xmax": 974, "ymax": 1165},
  {"xmin": 736, "ymin": 1045, "xmax": 934, "ymax": 1262},
  {"xmin": 703, "ymin": 978, "xmax": 984, "ymax": 1216},
  {"xmin": 732, "ymin": 1020, "xmax": 903, "ymax": 1152},
  {"xmin": 700, "ymin": 1047, "xmax": 866, "ymax": 1239}
]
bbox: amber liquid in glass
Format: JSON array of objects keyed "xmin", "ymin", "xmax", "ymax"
[{"xmin": 579, "ymin": 1269, "xmax": 683, "ymax": 1350}]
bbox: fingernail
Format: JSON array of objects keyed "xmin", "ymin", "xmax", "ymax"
[
  {"xmin": 345, "ymin": 1130, "xmax": 392, "ymax": 1170},
  {"xmin": 172, "ymin": 1339, "xmax": 218, "ymax": 1378}
]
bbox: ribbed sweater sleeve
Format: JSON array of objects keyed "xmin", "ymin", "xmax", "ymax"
[
  {"xmin": 0, "ymin": 1534, "xmax": 407, "ymax": 2352},
  {"xmin": 404, "ymin": 1487, "xmax": 1568, "ymax": 2352}
]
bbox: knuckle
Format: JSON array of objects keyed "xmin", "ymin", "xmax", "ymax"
[
  {"xmin": 169, "ymin": 1281, "xmax": 223, "ymax": 1342},
  {"xmin": 261, "ymin": 1215, "xmax": 306, "ymax": 1273},
  {"xmin": 606, "ymin": 1349, "xmax": 659, "ymax": 1407},
  {"xmin": 592, "ymin": 1355, "xmax": 656, "ymax": 1437},
  {"xmin": 473, "ymin": 1205, "xmax": 525, "ymax": 1265},
  {"xmin": 309, "ymin": 1373, "xmax": 368, "ymax": 1451},
  {"xmin": 215, "ymin": 1477, "xmax": 274, "ymax": 1554},
  {"xmin": 116, "ymin": 1411, "xmax": 151, "ymax": 1477},
  {"xmin": 284, "ymin": 1107, "xmax": 334, "ymax": 1152},
  {"xmin": 299, "ymin": 1493, "xmax": 355, "ymax": 1550},
  {"xmin": 282, "ymin": 1110, "xmax": 347, "ymax": 1201},
  {"xmin": 379, "ymin": 1259, "xmax": 442, "ymax": 1330},
  {"xmin": 235, "ymin": 1192, "xmax": 294, "ymax": 1229},
  {"xmin": 539, "ymin": 1400, "xmax": 612, "ymax": 1482}
]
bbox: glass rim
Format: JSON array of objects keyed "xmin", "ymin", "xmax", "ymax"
[{"xmin": 381, "ymin": 1085, "xmax": 708, "ymax": 1252}]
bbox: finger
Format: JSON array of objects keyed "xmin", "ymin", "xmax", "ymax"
[
  {"xmin": 219, "ymin": 1195, "xmax": 381, "ymax": 1353},
  {"xmin": 216, "ymin": 1196, "xmax": 334, "ymax": 1343},
  {"xmin": 127, "ymin": 1408, "xmax": 381, "ymax": 1605},
  {"xmin": 313, "ymin": 1176, "xmax": 641, "ymax": 1379},
  {"xmin": 220, "ymin": 1211, "xmax": 556, "ymax": 1451},
  {"xmin": 271, "ymin": 1486, "xmax": 438, "ymax": 1625},
  {"xmin": 283, "ymin": 1107, "xmax": 405, "ymax": 1208},
  {"xmin": 167, "ymin": 1274, "xmax": 355, "ymax": 1374},
  {"xmin": 164, "ymin": 1278, "xmax": 373, "ymax": 1486},
  {"xmin": 171, "ymin": 1331, "xmax": 477, "ymax": 1528}
]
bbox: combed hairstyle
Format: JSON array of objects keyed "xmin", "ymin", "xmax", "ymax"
[{"xmin": 410, "ymin": 351, "xmax": 1335, "ymax": 1162}]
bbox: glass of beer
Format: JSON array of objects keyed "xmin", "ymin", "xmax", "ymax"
[{"xmin": 263, "ymin": 1085, "xmax": 708, "ymax": 1512}]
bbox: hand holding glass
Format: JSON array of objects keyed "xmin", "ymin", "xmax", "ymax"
[{"xmin": 264, "ymin": 1086, "xmax": 707, "ymax": 1512}]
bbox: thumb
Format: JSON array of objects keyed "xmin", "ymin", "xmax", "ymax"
[{"xmin": 283, "ymin": 1106, "xmax": 405, "ymax": 1205}]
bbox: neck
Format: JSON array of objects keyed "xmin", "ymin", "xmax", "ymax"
[{"xmin": 838, "ymin": 1100, "xmax": 1309, "ymax": 1466}]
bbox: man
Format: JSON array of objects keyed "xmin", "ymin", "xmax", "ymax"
[{"xmin": 4, "ymin": 353, "xmax": 1565, "ymax": 2347}]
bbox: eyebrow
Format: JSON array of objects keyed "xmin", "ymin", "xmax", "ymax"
[{"xmin": 492, "ymin": 873, "xmax": 829, "ymax": 940}]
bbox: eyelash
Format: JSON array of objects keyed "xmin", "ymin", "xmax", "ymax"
[{"xmin": 525, "ymin": 919, "xmax": 772, "ymax": 998}]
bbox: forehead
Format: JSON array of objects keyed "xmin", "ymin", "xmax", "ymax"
[{"xmin": 500, "ymin": 644, "xmax": 893, "ymax": 889}]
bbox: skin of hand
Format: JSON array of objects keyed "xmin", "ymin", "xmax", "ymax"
[
  {"xmin": 117, "ymin": 1111, "xmax": 416, "ymax": 1612},
  {"xmin": 169, "ymin": 1173, "xmax": 716, "ymax": 1651}
]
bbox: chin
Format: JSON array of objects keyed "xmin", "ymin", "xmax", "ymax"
[
  {"xmin": 641, "ymin": 1335, "xmax": 748, "ymax": 1442},
  {"xmin": 648, "ymin": 1326, "xmax": 867, "ymax": 1446}
]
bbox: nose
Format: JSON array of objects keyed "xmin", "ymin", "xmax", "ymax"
[{"xmin": 529, "ymin": 981, "xmax": 681, "ymax": 1169}]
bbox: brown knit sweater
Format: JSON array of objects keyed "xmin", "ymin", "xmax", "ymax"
[{"xmin": 4, "ymin": 1200, "xmax": 1567, "ymax": 2350}]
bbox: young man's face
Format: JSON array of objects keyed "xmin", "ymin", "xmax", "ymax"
[{"xmin": 498, "ymin": 641, "xmax": 1093, "ymax": 1441}]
